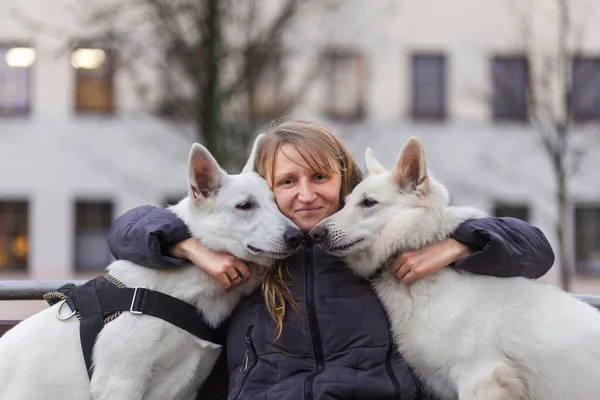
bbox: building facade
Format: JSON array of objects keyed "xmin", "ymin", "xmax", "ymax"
[{"xmin": 1, "ymin": 0, "xmax": 600, "ymax": 317}]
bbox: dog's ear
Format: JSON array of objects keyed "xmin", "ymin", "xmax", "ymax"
[
  {"xmin": 392, "ymin": 137, "xmax": 429, "ymax": 192},
  {"xmin": 241, "ymin": 134, "xmax": 264, "ymax": 174},
  {"xmin": 365, "ymin": 148, "xmax": 386, "ymax": 176},
  {"xmin": 188, "ymin": 143, "xmax": 226, "ymax": 201}
]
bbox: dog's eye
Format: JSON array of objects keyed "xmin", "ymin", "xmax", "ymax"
[
  {"xmin": 360, "ymin": 198, "xmax": 378, "ymax": 208},
  {"xmin": 236, "ymin": 202, "xmax": 254, "ymax": 210}
]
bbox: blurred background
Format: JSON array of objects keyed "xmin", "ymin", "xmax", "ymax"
[{"xmin": 1, "ymin": 0, "xmax": 600, "ymax": 319}]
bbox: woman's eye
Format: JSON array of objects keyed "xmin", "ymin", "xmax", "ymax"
[
  {"xmin": 360, "ymin": 198, "xmax": 378, "ymax": 208},
  {"xmin": 314, "ymin": 173, "xmax": 328, "ymax": 181},
  {"xmin": 236, "ymin": 202, "xmax": 254, "ymax": 210},
  {"xmin": 280, "ymin": 179, "xmax": 293, "ymax": 185}
]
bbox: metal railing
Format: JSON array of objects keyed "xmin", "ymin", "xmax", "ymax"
[
  {"xmin": 0, "ymin": 280, "xmax": 87, "ymax": 300},
  {"xmin": 1, "ymin": 280, "xmax": 600, "ymax": 308}
]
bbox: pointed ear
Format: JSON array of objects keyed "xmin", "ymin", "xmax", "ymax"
[
  {"xmin": 392, "ymin": 137, "xmax": 429, "ymax": 191},
  {"xmin": 188, "ymin": 144, "xmax": 225, "ymax": 201},
  {"xmin": 241, "ymin": 134, "xmax": 264, "ymax": 174},
  {"xmin": 365, "ymin": 148, "xmax": 386, "ymax": 176}
]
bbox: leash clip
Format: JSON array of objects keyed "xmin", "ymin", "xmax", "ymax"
[{"xmin": 130, "ymin": 286, "xmax": 148, "ymax": 315}]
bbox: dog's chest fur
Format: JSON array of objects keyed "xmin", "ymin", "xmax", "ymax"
[{"xmin": 373, "ymin": 269, "xmax": 465, "ymax": 399}]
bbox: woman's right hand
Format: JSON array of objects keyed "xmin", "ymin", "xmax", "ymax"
[{"xmin": 171, "ymin": 237, "xmax": 264, "ymax": 292}]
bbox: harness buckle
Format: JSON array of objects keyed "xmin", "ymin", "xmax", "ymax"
[{"xmin": 130, "ymin": 286, "xmax": 148, "ymax": 315}]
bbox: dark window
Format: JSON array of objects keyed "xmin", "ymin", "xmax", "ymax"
[
  {"xmin": 492, "ymin": 56, "xmax": 528, "ymax": 121},
  {"xmin": 493, "ymin": 203, "xmax": 530, "ymax": 222},
  {"xmin": 574, "ymin": 206, "xmax": 600, "ymax": 276},
  {"xmin": 323, "ymin": 50, "xmax": 366, "ymax": 121},
  {"xmin": 0, "ymin": 201, "xmax": 28, "ymax": 272},
  {"xmin": 572, "ymin": 57, "xmax": 600, "ymax": 121},
  {"xmin": 73, "ymin": 47, "xmax": 114, "ymax": 113},
  {"xmin": 412, "ymin": 54, "xmax": 446, "ymax": 120},
  {"xmin": 0, "ymin": 45, "xmax": 34, "ymax": 116},
  {"xmin": 74, "ymin": 201, "xmax": 113, "ymax": 271}
]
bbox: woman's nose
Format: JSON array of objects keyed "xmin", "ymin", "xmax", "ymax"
[{"xmin": 297, "ymin": 180, "xmax": 317, "ymax": 202}]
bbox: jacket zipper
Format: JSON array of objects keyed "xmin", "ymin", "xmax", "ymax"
[
  {"xmin": 233, "ymin": 325, "xmax": 257, "ymax": 400},
  {"xmin": 384, "ymin": 314, "xmax": 402, "ymax": 399},
  {"xmin": 303, "ymin": 243, "xmax": 325, "ymax": 400}
]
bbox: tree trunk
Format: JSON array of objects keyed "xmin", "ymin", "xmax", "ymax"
[
  {"xmin": 200, "ymin": 0, "xmax": 223, "ymax": 164},
  {"xmin": 554, "ymin": 123, "xmax": 570, "ymax": 290}
]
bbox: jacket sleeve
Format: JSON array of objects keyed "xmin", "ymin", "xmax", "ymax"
[
  {"xmin": 107, "ymin": 205, "xmax": 192, "ymax": 269},
  {"xmin": 449, "ymin": 217, "xmax": 555, "ymax": 279}
]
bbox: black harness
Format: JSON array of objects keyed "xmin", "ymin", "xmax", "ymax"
[{"xmin": 44, "ymin": 275, "xmax": 221, "ymax": 379}]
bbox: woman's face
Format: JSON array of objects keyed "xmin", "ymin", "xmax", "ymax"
[{"xmin": 272, "ymin": 144, "xmax": 342, "ymax": 233}]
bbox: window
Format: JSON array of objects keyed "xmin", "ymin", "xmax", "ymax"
[
  {"xmin": 0, "ymin": 201, "xmax": 28, "ymax": 271},
  {"xmin": 0, "ymin": 45, "xmax": 35, "ymax": 116},
  {"xmin": 252, "ymin": 54, "xmax": 284, "ymax": 119},
  {"xmin": 575, "ymin": 206, "xmax": 600, "ymax": 276},
  {"xmin": 572, "ymin": 57, "xmax": 600, "ymax": 121},
  {"xmin": 412, "ymin": 54, "xmax": 446, "ymax": 120},
  {"xmin": 323, "ymin": 50, "xmax": 366, "ymax": 120},
  {"xmin": 164, "ymin": 195, "xmax": 185, "ymax": 207},
  {"xmin": 74, "ymin": 201, "xmax": 113, "ymax": 271},
  {"xmin": 72, "ymin": 47, "xmax": 114, "ymax": 113},
  {"xmin": 492, "ymin": 56, "xmax": 528, "ymax": 121},
  {"xmin": 493, "ymin": 203, "xmax": 529, "ymax": 222}
]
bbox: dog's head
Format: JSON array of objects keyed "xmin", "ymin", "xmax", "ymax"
[
  {"xmin": 171, "ymin": 135, "xmax": 303, "ymax": 267},
  {"xmin": 310, "ymin": 137, "xmax": 450, "ymax": 277}
]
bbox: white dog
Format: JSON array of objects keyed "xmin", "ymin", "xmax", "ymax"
[
  {"xmin": 0, "ymin": 137, "xmax": 302, "ymax": 400},
  {"xmin": 310, "ymin": 137, "xmax": 600, "ymax": 400}
]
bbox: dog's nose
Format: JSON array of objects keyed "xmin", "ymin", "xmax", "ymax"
[
  {"xmin": 310, "ymin": 226, "xmax": 328, "ymax": 243},
  {"xmin": 284, "ymin": 228, "xmax": 304, "ymax": 247}
]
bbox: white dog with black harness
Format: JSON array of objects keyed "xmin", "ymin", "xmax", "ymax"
[{"xmin": 0, "ymin": 135, "xmax": 303, "ymax": 400}]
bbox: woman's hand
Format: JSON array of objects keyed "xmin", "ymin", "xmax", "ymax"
[
  {"xmin": 171, "ymin": 238, "xmax": 265, "ymax": 292},
  {"xmin": 389, "ymin": 238, "xmax": 470, "ymax": 285}
]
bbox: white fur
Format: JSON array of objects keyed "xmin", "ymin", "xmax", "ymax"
[
  {"xmin": 0, "ymin": 138, "xmax": 300, "ymax": 400},
  {"xmin": 313, "ymin": 137, "xmax": 600, "ymax": 400}
]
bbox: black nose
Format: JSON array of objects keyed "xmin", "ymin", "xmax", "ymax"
[
  {"xmin": 310, "ymin": 226, "xmax": 328, "ymax": 243},
  {"xmin": 283, "ymin": 228, "xmax": 304, "ymax": 248}
]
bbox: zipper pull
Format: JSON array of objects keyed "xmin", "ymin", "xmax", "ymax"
[{"xmin": 240, "ymin": 333, "xmax": 251, "ymax": 373}]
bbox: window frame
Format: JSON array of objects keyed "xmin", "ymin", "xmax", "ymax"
[
  {"xmin": 574, "ymin": 204, "xmax": 600, "ymax": 276},
  {"xmin": 493, "ymin": 202, "xmax": 530, "ymax": 222},
  {"xmin": 571, "ymin": 56, "xmax": 600, "ymax": 122},
  {"xmin": 0, "ymin": 44, "xmax": 34, "ymax": 117},
  {"xmin": 0, "ymin": 199, "xmax": 29, "ymax": 272},
  {"xmin": 72, "ymin": 44, "xmax": 115, "ymax": 115},
  {"xmin": 322, "ymin": 49, "xmax": 367, "ymax": 121},
  {"xmin": 411, "ymin": 53, "xmax": 447, "ymax": 121},
  {"xmin": 491, "ymin": 55, "xmax": 529, "ymax": 122},
  {"xmin": 73, "ymin": 200, "xmax": 114, "ymax": 272}
]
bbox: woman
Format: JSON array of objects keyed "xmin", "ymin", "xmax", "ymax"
[{"xmin": 108, "ymin": 120, "xmax": 554, "ymax": 399}]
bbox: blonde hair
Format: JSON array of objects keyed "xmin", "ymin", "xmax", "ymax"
[{"xmin": 255, "ymin": 120, "xmax": 363, "ymax": 340}]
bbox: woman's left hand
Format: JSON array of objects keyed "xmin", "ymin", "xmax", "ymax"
[{"xmin": 390, "ymin": 238, "xmax": 471, "ymax": 285}]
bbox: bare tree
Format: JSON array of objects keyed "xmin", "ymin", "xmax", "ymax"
[
  {"xmin": 516, "ymin": 0, "xmax": 599, "ymax": 289},
  {"xmin": 69, "ymin": 0, "xmax": 324, "ymax": 167}
]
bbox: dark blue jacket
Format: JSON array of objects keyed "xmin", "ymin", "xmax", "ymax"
[{"xmin": 107, "ymin": 206, "xmax": 554, "ymax": 399}]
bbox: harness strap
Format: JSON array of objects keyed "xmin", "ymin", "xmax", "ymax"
[
  {"xmin": 96, "ymin": 285, "xmax": 220, "ymax": 345},
  {"xmin": 45, "ymin": 275, "xmax": 221, "ymax": 380},
  {"xmin": 75, "ymin": 279, "xmax": 106, "ymax": 378}
]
